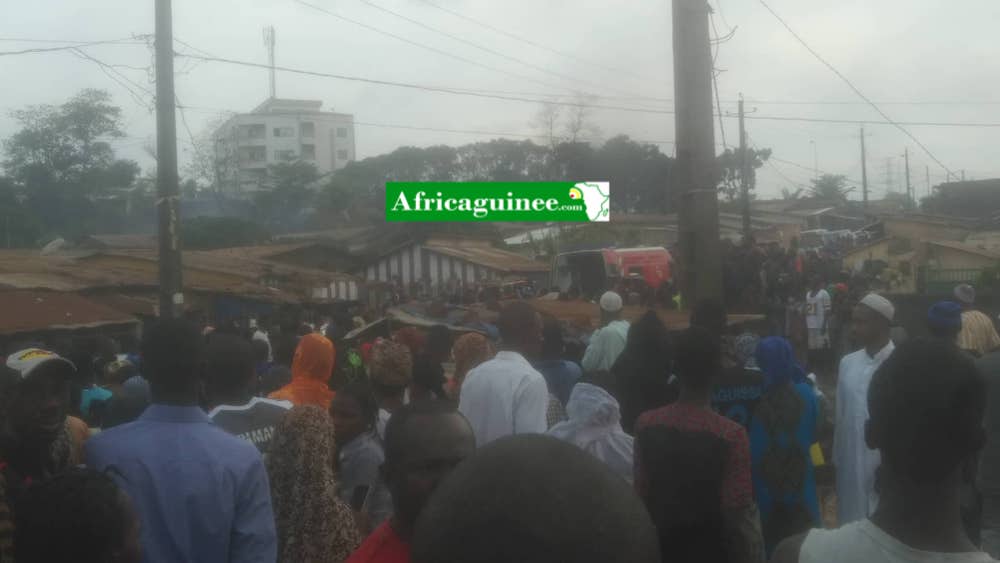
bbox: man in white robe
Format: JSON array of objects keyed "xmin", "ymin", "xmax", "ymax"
[{"xmin": 834, "ymin": 293, "xmax": 895, "ymax": 525}]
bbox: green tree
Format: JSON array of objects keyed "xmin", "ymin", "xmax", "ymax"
[
  {"xmin": 716, "ymin": 147, "xmax": 772, "ymax": 202},
  {"xmin": 255, "ymin": 160, "xmax": 319, "ymax": 232},
  {"xmin": 2, "ymin": 89, "xmax": 137, "ymax": 192},
  {"xmin": 594, "ymin": 135, "xmax": 673, "ymax": 212},
  {"xmin": 2, "ymin": 90, "xmax": 140, "ymax": 239},
  {"xmin": 808, "ymin": 174, "xmax": 854, "ymax": 201}
]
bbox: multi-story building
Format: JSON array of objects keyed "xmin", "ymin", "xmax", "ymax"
[{"xmin": 213, "ymin": 98, "xmax": 356, "ymax": 194}]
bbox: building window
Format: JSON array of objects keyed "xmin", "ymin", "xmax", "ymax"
[
  {"xmin": 301, "ymin": 122, "xmax": 315, "ymax": 138},
  {"xmin": 336, "ymin": 149, "xmax": 349, "ymax": 160},
  {"xmin": 240, "ymin": 146, "xmax": 266, "ymax": 163},
  {"xmin": 273, "ymin": 126, "xmax": 295, "ymax": 138},
  {"xmin": 274, "ymin": 149, "xmax": 296, "ymax": 161},
  {"xmin": 301, "ymin": 144, "xmax": 316, "ymax": 160},
  {"xmin": 336, "ymin": 127, "xmax": 348, "ymax": 138},
  {"xmin": 239, "ymin": 124, "xmax": 266, "ymax": 139}
]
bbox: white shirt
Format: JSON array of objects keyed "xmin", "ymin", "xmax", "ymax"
[
  {"xmin": 806, "ymin": 289, "xmax": 831, "ymax": 330},
  {"xmin": 581, "ymin": 320, "xmax": 630, "ymax": 372},
  {"xmin": 834, "ymin": 341, "xmax": 895, "ymax": 525},
  {"xmin": 801, "ymin": 519, "xmax": 996, "ymax": 563},
  {"xmin": 458, "ymin": 351, "xmax": 549, "ymax": 446}
]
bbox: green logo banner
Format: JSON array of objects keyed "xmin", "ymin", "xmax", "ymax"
[{"xmin": 385, "ymin": 182, "xmax": 610, "ymax": 222}]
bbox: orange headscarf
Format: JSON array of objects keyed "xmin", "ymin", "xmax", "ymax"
[{"xmin": 268, "ymin": 333, "xmax": 336, "ymax": 409}]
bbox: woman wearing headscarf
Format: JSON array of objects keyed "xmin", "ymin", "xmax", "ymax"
[
  {"xmin": 750, "ymin": 337, "xmax": 819, "ymax": 555},
  {"xmin": 547, "ymin": 382, "xmax": 634, "ymax": 484},
  {"xmin": 267, "ymin": 406, "xmax": 361, "ymax": 563},
  {"xmin": 446, "ymin": 333, "xmax": 495, "ymax": 401},
  {"xmin": 268, "ymin": 334, "xmax": 336, "ymax": 410},
  {"xmin": 610, "ymin": 310, "xmax": 675, "ymax": 434}
]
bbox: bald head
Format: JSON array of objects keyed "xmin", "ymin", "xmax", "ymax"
[{"xmin": 412, "ymin": 435, "xmax": 659, "ymax": 563}]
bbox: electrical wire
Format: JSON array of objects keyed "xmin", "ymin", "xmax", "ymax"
[
  {"xmin": 176, "ymin": 51, "xmax": 1000, "ymax": 129},
  {"xmin": 410, "ymin": 0, "xmax": 645, "ymax": 80},
  {"xmin": 354, "ymin": 0, "xmax": 634, "ymax": 98},
  {"xmin": 293, "ymin": 0, "xmax": 586, "ymax": 96},
  {"xmin": 709, "ymin": 10, "xmax": 728, "ymax": 149},
  {"xmin": 757, "ymin": 0, "xmax": 954, "ymax": 176},
  {"xmin": 0, "ymin": 37, "xmax": 143, "ymax": 56},
  {"xmin": 174, "ymin": 52, "xmax": 678, "ymax": 116}
]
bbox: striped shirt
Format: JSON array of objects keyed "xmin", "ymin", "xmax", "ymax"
[{"xmin": 959, "ymin": 310, "xmax": 1000, "ymax": 357}]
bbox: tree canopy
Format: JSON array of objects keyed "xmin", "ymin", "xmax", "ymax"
[{"xmin": 808, "ymin": 174, "xmax": 854, "ymax": 201}]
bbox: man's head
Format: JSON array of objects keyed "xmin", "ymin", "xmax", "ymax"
[
  {"xmin": 954, "ymin": 283, "xmax": 976, "ymax": 309},
  {"xmin": 382, "ymin": 401, "xmax": 475, "ymax": 536},
  {"xmin": 14, "ymin": 468, "xmax": 141, "ymax": 563},
  {"xmin": 329, "ymin": 380, "xmax": 378, "ymax": 446},
  {"xmin": 927, "ymin": 301, "xmax": 963, "ymax": 343},
  {"xmin": 599, "ymin": 291, "xmax": 624, "ymax": 325},
  {"xmin": 411, "ymin": 434, "xmax": 659, "ymax": 563},
  {"xmin": 203, "ymin": 334, "xmax": 255, "ymax": 407},
  {"xmin": 690, "ymin": 299, "xmax": 727, "ymax": 342},
  {"xmin": 4, "ymin": 349, "xmax": 75, "ymax": 441},
  {"xmin": 673, "ymin": 327, "xmax": 721, "ymax": 393},
  {"xmin": 852, "ymin": 293, "xmax": 894, "ymax": 349},
  {"xmin": 141, "ymin": 318, "xmax": 204, "ymax": 404},
  {"xmin": 498, "ymin": 301, "xmax": 543, "ymax": 360},
  {"xmin": 866, "ymin": 338, "xmax": 986, "ymax": 487}
]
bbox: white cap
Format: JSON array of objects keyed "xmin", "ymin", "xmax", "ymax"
[
  {"xmin": 860, "ymin": 293, "xmax": 895, "ymax": 322},
  {"xmin": 599, "ymin": 291, "xmax": 624, "ymax": 313},
  {"xmin": 6, "ymin": 349, "xmax": 75, "ymax": 380}
]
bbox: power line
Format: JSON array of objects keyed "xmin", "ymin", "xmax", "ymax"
[
  {"xmin": 351, "ymin": 120, "xmax": 675, "ymax": 146},
  {"xmin": 709, "ymin": 11, "xmax": 728, "ymax": 149},
  {"xmin": 735, "ymin": 113, "xmax": 1000, "ymax": 128},
  {"xmin": 410, "ymin": 0, "xmax": 645, "ymax": 80},
  {"xmin": 175, "ymin": 52, "xmax": 1000, "ymax": 129},
  {"xmin": 0, "ymin": 37, "xmax": 145, "ymax": 56},
  {"xmin": 174, "ymin": 52, "xmax": 678, "ymax": 116},
  {"xmin": 354, "ymin": 0, "xmax": 630, "ymax": 97},
  {"xmin": 756, "ymin": 0, "xmax": 954, "ymax": 176},
  {"xmin": 293, "ymin": 0, "xmax": 584, "ymax": 96}
]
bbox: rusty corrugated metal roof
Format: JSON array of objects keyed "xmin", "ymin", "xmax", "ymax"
[
  {"xmin": 0, "ymin": 290, "xmax": 137, "ymax": 335},
  {"xmin": 424, "ymin": 244, "xmax": 549, "ymax": 273}
]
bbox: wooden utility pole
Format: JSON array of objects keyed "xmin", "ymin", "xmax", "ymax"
[
  {"xmin": 860, "ymin": 127, "xmax": 868, "ymax": 210},
  {"xmin": 904, "ymin": 148, "xmax": 912, "ymax": 207},
  {"xmin": 739, "ymin": 96, "xmax": 751, "ymax": 240},
  {"xmin": 672, "ymin": 0, "xmax": 721, "ymax": 305},
  {"xmin": 155, "ymin": 0, "xmax": 184, "ymax": 319},
  {"xmin": 926, "ymin": 165, "xmax": 931, "ymax": 198}
]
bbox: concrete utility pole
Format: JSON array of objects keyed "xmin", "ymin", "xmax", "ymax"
[
  {"xmin": 926, "ymin": 165, "xmax": 931, "ymax": 198},
  {"xmin": 739, "ymin": 96, "xmax": 751, "ymax": 241},
  {"xmin": 154, "ymin": 0, "xmax": 184, "ymax": 319},
  {"xmin": 672, "ymin": 0, "xmax": 721, "ymax": 305},
  {"xmin": 904, "ymin": 148, "xmax": 912, "ymax": 207},
  {"xmin": 264, "ymin": 26, "xmax": 277, "ymax": 99},
  {"xmin": 860, "ymin": 127, "xmax": 868, "ymax": 210}
]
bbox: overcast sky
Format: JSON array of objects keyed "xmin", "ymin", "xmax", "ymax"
[{"xmin": 3, "ymin": 0, "xmax": 999, "ymax": 200}]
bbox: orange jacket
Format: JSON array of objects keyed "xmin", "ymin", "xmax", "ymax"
[{"xmin": 268, "ymin": 333, "xmax": 336, "ymax": 409}]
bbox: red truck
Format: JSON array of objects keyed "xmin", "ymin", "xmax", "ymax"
[{"xmin": 551, "ymin": 247, "xmax": 673, "ymax": 300}]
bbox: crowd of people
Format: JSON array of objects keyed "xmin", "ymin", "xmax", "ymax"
[{"xmin": 1, "ymin": 278, "xmax": 1000, "ymax": 562}]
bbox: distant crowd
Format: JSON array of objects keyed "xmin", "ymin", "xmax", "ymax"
[{"xmin": 1, "ymin": 278, "xmax": 1000, "ymax": 562}]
